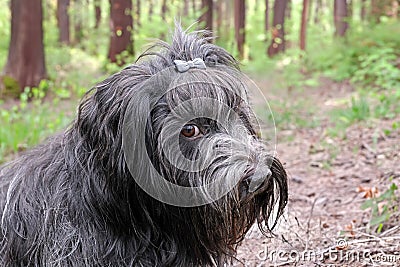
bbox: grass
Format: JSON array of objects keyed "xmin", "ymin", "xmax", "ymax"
[
  {"xmin": 271, "ymin": 101, "xmax": 320, "ymax": 130},
  {"xmin": 0, "ymin": 0, "xmax": 225, "ymax": 162},
  {"xmin": 327, "ymin": 85, "xmax": 400, "ymax": 137},
  {"xmin": 329, "ymin": 95, "xmax": 371, "ymax": 133},
  {"xmin": 0, "ymin": 0, "xmax": 10, "ymax": 70},
  {"xmin": 0, "ymin": 87, "xmax": 74, "ymax": 164},
  {"xmin": 361, "ymin": 182, "xmax": 399, "ymax": 233},
  {"xmin": 0, "ymin": 0, "xmax": 112, "ymax": 162}
]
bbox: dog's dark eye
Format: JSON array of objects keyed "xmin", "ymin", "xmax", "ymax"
[{"xmin": 181, "ymin": 124, "xmax": 201, "ymax": 138}]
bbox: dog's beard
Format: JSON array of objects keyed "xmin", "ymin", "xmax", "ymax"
[
  {"xmin": 96, "ymin": 65, "xmax": 289, "ymax": 265},
  {"xmin": 0, "ymin": 25, "xmax": 287, "ymax": 267},
  {"xmin": 142, "ymin": 84, "xmax": 288, "ymax": 260},
  {"xmin": 148, "ymin": 131, "xmax": 287, "ymax": 260}
]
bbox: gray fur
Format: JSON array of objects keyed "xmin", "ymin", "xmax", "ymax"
[{"xmin": 0, "ymin": 25, "xmax": 287, "ymax": 266}]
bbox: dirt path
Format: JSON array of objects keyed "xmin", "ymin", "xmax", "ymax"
[
  {"xmin": 2, "ymin": 73, "xmax": 398, "ymax": 266},
  {"xmin": 236, "ymin": 76, "xmax": 400, "ymax": 266}
]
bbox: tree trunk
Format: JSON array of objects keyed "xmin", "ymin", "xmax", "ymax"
[
  {"xmin": 183, "ymin": 0, "xmax": 189, "ymax": 16},
  {"xmin": 148, "ymin": 0, "xmax": 153, "ymax": 21},
  {"xmin": 57, "ymin": 0, "xmax": 70, "ymax": 44},
  {"xmin": 199, "ymin": 0, "xmax": 213, "ymax": 31},
  {"xmin": 94, "ymin": 0, "xmax": 101, "ymax": 28},
  {"xmin": 267, "ymin": 0, "xmax": 287, "ymax": 57},
  {"xmin": 285, "ymin": 0, "xmax": 292, "ymax": 19},
  {"xmin": 192, "ymin": 0, "xmax": 196, "ymax": 15},
  {"xmin": 334, "ymin": 0, "xmax": 348, "ymax": 37},
  {"xmin": 216, "ymin": 0, "xmax": 223, "ymax": 33},
  {"xmin": 108, "ymin": 0, "xmax": 133, "ymax": 65},
  {"xmin": 224, "ymin": 0, "xmax": 232, "ymax": 36},
  {"xmin": 234, "ymin": 0, "xmax": 245, "ymax": 59},
  {"xmin": 264, "ymin": 0, "xmax": 269, "ymax": 32},
  {"xmin": 73, "ymin": 0, "xmax": 83, "ymax": 43},
  {"xmin": 314, "ymin": 0, "xmax": 322, "ymax": 23},
  {"xmin": 334, "ymin": 0, "xmax": 337, "ymax": 25},
  {"xmin": 300, "ymin": 0, "xmax": 309, "ymax": 51},
  {"xmin": 161, "ymin": 0, "xmax": 167, "ymax": 21},
  {"xmin": 135, "ymin": 0, "xmax": 141, "ymax": 27},
  {"xmin": 160, "ymin": 0, "xmax": 167, "ymax": 39},
  {"xmin": 3, "ymin": 0, "xmax": 46, "ymax": 93},
  {"xmin": 360, "ymin": 0, "xmax": 367, "ymax": 20}
]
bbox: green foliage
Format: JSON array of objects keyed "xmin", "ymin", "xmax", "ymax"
[
  {"xmin": 0, "ymin": 0, "xmax": 400, "ymax": 162},
  {"xmin": 0, "ymin": 0, "xmax": 10, "ymax": 70},
  {"xmin": 259, "ymin": 99, "xmax": 320, "ymax": 131},
  {"xmin": 327, "ymin": 80, "xmax": 400, "ymax": 136},
  {"xmin": 372, "ymin": 88, "xmax": 400, "ymax": 119},
  {"xmin": 306, "ymin": 40, "xmax": 359, "ymax": 81},
  {"xmin": 383, "ymin": 121, "xmax": 400, "ymax": 136},
  {"xmin": 361, "ymin": 183, "xmax": 398, "ymax": 233},
  {"xmin": 0, "ymin": 85, "xmax": 73, "ymax": 164},
  {"xmin": 305, "ymin": 21, "xmax": 400, "ymax": 89},
  {"xmin": 1, "ymin": 75, "xmax": 20, "ymax": 98},
  {"xmin": 331, "ymin": 96, "xmax": 371, "ymax": 127},
  {"xmin": 45, "ymin": 43, "xmax": 104, "ymax": 97},
  {"xmin": 0, "ymin": 0, "xmax": 208, "ymax": 162},
  {"xmin": 351, "ymin": 47, "xmax": 400, "ymax": 90}
]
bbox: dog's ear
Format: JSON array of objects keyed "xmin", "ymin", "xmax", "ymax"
[
  {"xmin": 76, "ymin": 72, "xmax": 128, "ymax": 147},
  {"xmin": 261, "ymin": 156, "xmax": 288, "ymax": 232},
  {"xmin": 75, "ymin": 70, "xmax": 155, "ymax": 152},
  {"xmin": 120, "ymin": 68, "xmax": 178, "ymax": 185}
]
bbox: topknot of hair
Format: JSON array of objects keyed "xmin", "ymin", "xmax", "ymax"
[{"xmin": 136, "ymin": 23, "xmax": 239, "ymax": 74}]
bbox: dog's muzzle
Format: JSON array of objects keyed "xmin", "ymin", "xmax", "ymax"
[
  {"xmin": 248, "ymin": 166, "xmax": 272, "ymax": 192},
  {"xmin": 240, "ymin": 163, "xmax": 272, "ymax": 199}
]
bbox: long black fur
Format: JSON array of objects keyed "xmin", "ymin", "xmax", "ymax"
[{"xmin": 0, "ymin": 25, "xmax": 288, "ymax": 266}]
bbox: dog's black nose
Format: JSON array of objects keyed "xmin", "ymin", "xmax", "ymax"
[
  {"xmin": 248, "ymin": 166, "xmax": 271, "ymax": 192},
  {"xmin": 240, "ymin": 165, "xmax": 272, "ymax": 197}
]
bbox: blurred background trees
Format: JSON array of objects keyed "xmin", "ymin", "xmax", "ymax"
[
  {"xmin": 0, "ymin": 0, "xmax": 399, "ymax": 186},
  {"xmin": 108, "ymin": 0, "xmax": 133, "ymax": 64},
  {"xmin": 199, "ymin": 0, "xmax": 213, "ymax": 31},
  {"xmin": 334, "ymin": 0, "xmax": 349, "ymax": 36},
  {"xmin": 0, "ymin": 0, "xmax": 398, "ymax": 248},
  {"xmin": 57, "ymin": 0, "xmax": 70, "ymax": 44},
  {"xmin": 267, "ymin": 0, "xmax": 288, "ymax": 56},
  {"xmin": 0, "ymin": 0, "xmax": 399, "ymax": 94},
  {"xmin": 3, "ymin": 0, "xmax": 46, "ymax": 94},
  {"xmin": 234, "ymin": 0, "xmax": 245, "ymax": 58}
]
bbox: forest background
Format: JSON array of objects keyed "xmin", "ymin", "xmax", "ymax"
[{"xmin": 0, "ymin": 0, "xmax": 399, "ymax": 265}]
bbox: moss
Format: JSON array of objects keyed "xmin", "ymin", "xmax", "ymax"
[{"xmin": 0, "ymin": 75, "xmax": 20, "ymax": 98}]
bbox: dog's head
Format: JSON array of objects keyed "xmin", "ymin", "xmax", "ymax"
[{"xmin": 74, "ymin": 25, "xmax": 288, "ymax": 264}]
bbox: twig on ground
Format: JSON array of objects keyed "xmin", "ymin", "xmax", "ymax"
[
  {"xmin": 380, "ymin": 225, "xmax": 400, "ymax": 237},
  {"xmin": 305, "ymin": 197, "xmax": 318, "ymax": 251},
  {"xmin": 361, "ymin": 142, "xmax": 376, "ymax": 155}
]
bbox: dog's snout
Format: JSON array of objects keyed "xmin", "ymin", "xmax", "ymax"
[
  {"xmin": 241, "ymin": 165, "xmax": 272, "ymax": 195},
  {"xmin": 248, "ymin": 167, "xmax": 271, "ymax": 192}
]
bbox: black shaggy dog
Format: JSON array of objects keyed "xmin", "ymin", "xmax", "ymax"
[{"xmin": 0, "ymin": 26, "xmax": 287, "ymax": 266}]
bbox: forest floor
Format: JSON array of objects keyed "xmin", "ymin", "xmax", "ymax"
[
  {"xmin": 1, "ymin": 68, "xmax": 399, "ymax": 266},
  {"xmin": 235, "ymin": 75, "xmax": 400, "ymax": 266}
]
